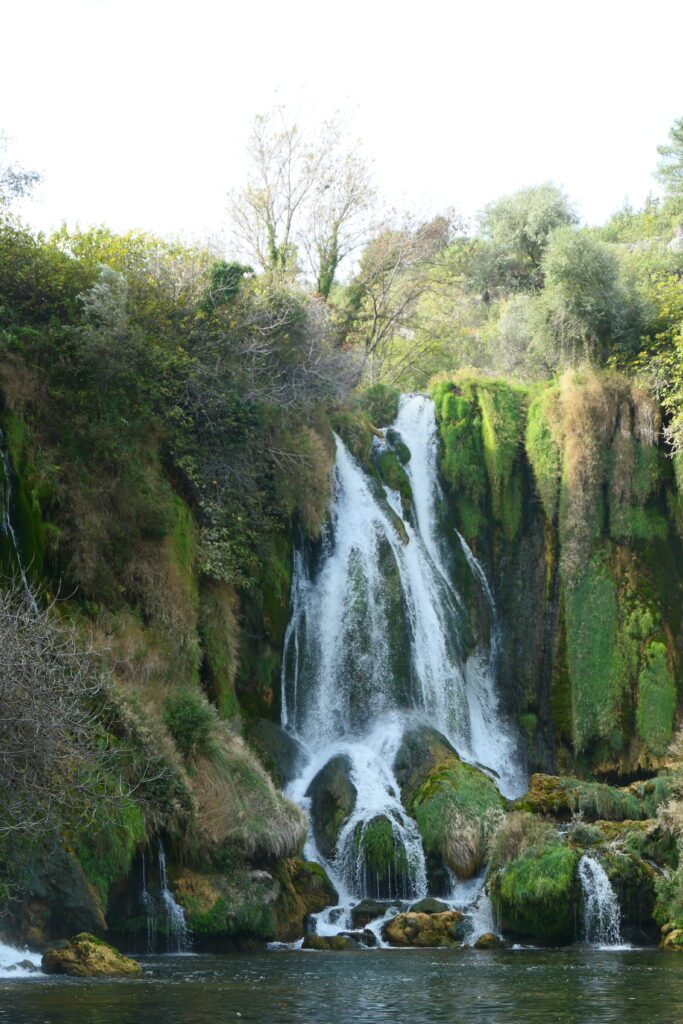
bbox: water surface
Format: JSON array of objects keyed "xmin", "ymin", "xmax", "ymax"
[{"xmin": 2, "ymin": 947, "xmax": 683, "ymax": 1024}]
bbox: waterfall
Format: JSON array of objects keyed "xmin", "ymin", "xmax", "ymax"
[
  {"xmin": 578, "ymin": 854, "xmax": 622, "ymax": 947},
  {"xmin": 282, "ymin": 394, "xmax": 526, "ymax": 909},
  {"xmin": 140, "ymin": 852, "xmax": 158, "ymax": 953},
  {"xmin": 158, "ymin": 844, "xmax": 190, "ymax": 953},
  {"xmin": 0, "ymin": 427, "xmax": 37, "ymax": 608},
  {"xmin": 0, "ymin": 941, "xmax": 42, "ymax": 978}
]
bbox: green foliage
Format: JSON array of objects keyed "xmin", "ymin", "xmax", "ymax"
[
  {"xmin": 355, "ymin": 815, "xmax": 408, "ymax": 882},
  {"xmin": 164, "ymin": 689, "xmax": 216, "ymax": 759},
  {"xmin": 656, "ymin": 115, "xmax": 683, "ymax": 201},
  {"xmin": 376, "ymin": 450, "xmax": 412, "ymax": 501},
  {"xmin": 75, "ymin": 796, "xmax": 145, "ymax": 907},
  {"xmin": 431, "ymin": 379, "xmax": 487, "ymax": 541},
  {"xmin": 525, "ymin": 387, "xmax": 561, "ymax": 519},
  {"xmin": 359, "ymin": 383, "xmax": 400, "ymax": 426},
  {"xmin": 489, "ymin": 840, "xmax": 579, "ymax": 943},
  {"xmin": 637, "ymin": 641, "xmax": 676, "ymax": 755},
  {"xmin": 475, "ymin": 380, "xmax": 524, "ymax": 540}
]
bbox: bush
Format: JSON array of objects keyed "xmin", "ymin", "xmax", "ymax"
[{"xmin": 163, "ymin": 689, "xmax": 216, "ymax": 758}]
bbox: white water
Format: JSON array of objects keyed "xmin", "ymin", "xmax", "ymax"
[
  {"xmin": 0, "ymin": 941, "xmax": 42, "ymax": 978},
  {"xmin": 578, "ymin": 854, "xmax": 623, "ymax": 948},
  {"xmin": 282, "ymin": 394, "xmax": 526, "ymax": 922},
  {"xmin": 158, "ymin": 844, "xmax": 190, "ymax": 953}
]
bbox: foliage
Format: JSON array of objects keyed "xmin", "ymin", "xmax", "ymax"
[
  {"xmin": 637, "ymin": 641, "xmax": 677, "ymax": 756},
  {"xmin": 525, "ymin": 386, "xmax": 561, "ymax": 519},
  {"xmin": 489, "ymin": 840, "xmax": 578, "ymax": 943},
  {"xmin": 163, "ymin": 689, "xmax": 217, "ymax": 760}
]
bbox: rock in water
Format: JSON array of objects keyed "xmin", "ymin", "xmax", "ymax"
[
  {"xmin": 381, "ymin": 910, "xmax": 464, "ymax": 947},
  {"xmin": 473, "ymin": 932, "xmax": 503, "ymax": 949},
  {"xmin": 42, "ymin": 933, "xmax": 142, "ymax": 977}
]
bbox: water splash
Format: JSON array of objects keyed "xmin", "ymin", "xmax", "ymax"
[
  {"xmin": 578, "ymin": 854, "xmax": 623, "ymax": 947},
  {"xmin": 0, "ymin": 941, "xmax": 42, "ymax": 978}
]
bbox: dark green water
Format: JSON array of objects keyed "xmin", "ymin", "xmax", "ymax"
[{"xmin": 2, "ymin": 948, "xmax": 683, "ymax": 1024}]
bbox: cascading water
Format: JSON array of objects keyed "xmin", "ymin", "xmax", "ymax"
[
  {"xmin": 158, "ymin": 844, "xmax": 190, "ymax": 953},
  {"xmin": 0, "ymin": 941, "xmax": 42, "ymax": 978},
  {"xmin": 282, "ymin": 394, "xmax": 526, "ymax": 925},
  {"xmin": 578, "ymin": 853, "xmax": 623, "ymax": 947}
]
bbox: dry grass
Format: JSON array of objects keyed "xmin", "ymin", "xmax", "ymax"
[
  {"xmin": 487, "ymin": 811, "xmax": 558, "ymax": 873},
  {"xmin": 442, "ymin": 807, "xmax": 503, "ymax": 877}
]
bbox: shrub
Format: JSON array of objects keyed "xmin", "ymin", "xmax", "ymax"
[{"xmin": 163, "ymin": 689, "xmax": 216, "ymax": 759}]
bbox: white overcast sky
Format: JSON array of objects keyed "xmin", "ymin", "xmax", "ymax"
[{"xmin": 2, "ymin": 0, "xmax": 683, "ymax": 246}]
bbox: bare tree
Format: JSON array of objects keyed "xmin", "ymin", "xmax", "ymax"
[
  {"xmin": 0, "ymin": 581, "xmax": 132, "ymax": 837},
  {"xmin": 228, "ymin": 107, "xmax": 374, "ymax": 294}
]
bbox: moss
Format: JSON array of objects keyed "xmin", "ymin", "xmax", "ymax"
[
  {"xmin": 198, "ymin": 578, "xmax": 240, "ymax": 718},
  {"xmin": 376, "ymin": 450, "xmax": 412, "ymax": 502},
  {"xmin": 74, "ymin": 797, "xmax": 145, "ymax": 908},
  {"xmin": 430, "ymin": 380, "xmax": 487, "ymax": 542},
  {"xmin": 355, "ymin": 815, "xmax": 409, "ymax": 883},
  {"xmin": 489, "ymin": 840, "xmax": 578, "ymax": 944},
  {"xmin": 525, "ymin": 387, "xmax": 561, "ymax": 521},
  {"xmin": 637, "ymin": 640, "xmax": 676, "ymax": 755},
  {"xmin": 515, "ymin": 773, "xmax": 646, "ymax": 822},
  {"xmin": 475, "ymin": 381, "xmax": 525, "ymax": 542},
  {"xmin": 327, "ymin": 408, "xmax": 374, "ymax": 462}
]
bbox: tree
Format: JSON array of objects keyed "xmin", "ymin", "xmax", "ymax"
[
  {"xmin": 228, "ymin": 107, "xmax": 374, "ymax": 294},
  {"xmin": 0, "ymin": 131, "xmax": 40, "ymax": 207},
  {"xmin": 340, "ymin": 212, "xmax": 459, "ymax": 383},
  {"xmin": 469, "ymin": 183, "xmax": 577, "ymax": 295},
  {"xmin": 656, "ymin": 115, "xmax": 683, "ymax": 201}
]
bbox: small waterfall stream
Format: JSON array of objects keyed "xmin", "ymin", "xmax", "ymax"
[
  {"xmin": 158, "ymin": 844, "xmax": 190, "ymax": 952},
  {"xmin": 578, "ymin": 854, "xmax": 623, "ymax": 947},
  {"xmin": 282, "ymin": 394, "xmax": 526, "ymax": 931}
]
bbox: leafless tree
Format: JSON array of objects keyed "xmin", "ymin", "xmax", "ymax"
[
  {"xmin": 0, "ymin": 581, "xmax": 135, "ymax": 837},
  {"xmin": 228, "ymin": 107, "xmax": 375, "ymax": 295}
]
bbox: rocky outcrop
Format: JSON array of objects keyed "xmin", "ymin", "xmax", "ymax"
[
  {"xmin": 42, "ymin": 933, "xmax": 142, "ymax": 977},
  {"xmin": 273, "ymin": 858, "xmax": 338, "ymax": 941},
  {"xmin": 381, "ymin": 909, "xmax": 464, "ymax": 947},
  {"xmin": 305, "ymin": 755, "xmax": 357, "ymax": 861}
]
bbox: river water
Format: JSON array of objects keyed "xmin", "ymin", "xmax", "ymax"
[{"xmin": 2, "ymin": 948, "xmax": 683, "ymax": 1024}]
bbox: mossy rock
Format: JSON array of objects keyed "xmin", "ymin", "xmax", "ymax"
[
  {"xmin": 513, "ymin": 773, "xmax": 645, "ymax": 822},
  {"xmin": 354, "ymin": 815, "xmax": 409, "ymax": 899},
  {"xmin": 172, "ymin": 866, "xmax": 279, "ymax": 943},
  {"xmin": 393, "ymin": 724, "xmax": 459, "ymax": 806},
  {"xmin": 385, "ymin": 428, "xmax": 411, "ymax": 465},
  {"xmin": 661, "ymin": 924, "xmax": 683, "ymax": 950},
  {"xmin": 350, "ymin": 899, "xmax": 401, "ymax": 929},
  {"xmin": 272, "ymin": 858, "xmax": 338, "ymax": 942},
  {"xmin": 245, "ymin": 719, "xmax": 307, "ymax": 789},
  {"xmin": 473, "ymin": 932, "xmax": 504, "ymax": 949},
  {"xmin": 305, "ymin": 755, "xmax": 357, "ymax": 861},
  {"xmin": 489, "ymin": 841, "xmax": 579, "ymax": 945},
  {"xmin": 600, "ymin": 849, "xmax": 657, "ymax": 933},
  {"xmin": 408, "ymin": 897, "xmax": 450, "ymax": 915},
  {"xmin": 301, "ymin": 933, "xmax": 357, "ymax": 951},
  {"xmin": 381, "ymin": 909, "xmax": 464, "ymax": 947},
  {"xmin": 375, "ymin": 450, "xmax": 413, "ymax": 503},
  {"xmin": 42, "ymin": 933, "xmax": 142, "ymax": 977}
]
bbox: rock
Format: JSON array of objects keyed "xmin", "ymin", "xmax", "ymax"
[
  {"xmin": 338, "ymin": 929, "xmax": 377, "ymax": 948},
  {"xmin": 302, "ymin": 933, "xmax": 357, "ymax": 951},
  {"xmin": 172, "ymin": 865, "xmax": 280, "ymax": 944},
  {"xmin": 408, "ymin": 898, "xmax": 450, "ymax": 915},
  {"xmin": 305, "ymin": 755, "xmax": 357, "ymax": 861},
  {"xmin": 5, "ymin": 959, "xmax": 39, "ymax": 973},
  {"xmin": 354, "ymin": 815, "xmax": 410, "ymax": 899},
  {"xmin": 42, "ymin": 933, "xmax": 142, "ymax": 977},
  {"xmin": 474, "ymin": 932, "xmax": 503, "ymax": 949},
  {"xmin": 662, "ymin": 927, "xmax": 683, "ymax": 951},
  {"xmin": 350, "ymin": 899, "xmax": 400, "ymax": 929},
  {"xmin": 381, "ymin": 910, "xmax": 464, "ymax": 947},
  {"xmin": 393, "ymin": 725, "xmax": 458, "ymax": 802},
  {"xmin": 513, "ymin": 774, "xmax": 646, "ymax": 823},
  {"xmin": 273, "ymin": 858, "xmax": 338, "ymax": 942},
  {"xmin": 489, "ymin": 841, "xmax": 579, "ymax": 945},
  {"xmin": 245, "ymin": 719, "xmax": 307, "ymax": 789}
]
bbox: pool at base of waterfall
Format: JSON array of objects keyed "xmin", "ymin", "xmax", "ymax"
[{"xmin": 2, "ymin": 947, "xmax": 682, "ymax": 1024}]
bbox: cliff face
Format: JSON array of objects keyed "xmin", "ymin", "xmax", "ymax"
[{"xmin": 432, "ymin": 371, "xmax": 683, "ymax": 780}]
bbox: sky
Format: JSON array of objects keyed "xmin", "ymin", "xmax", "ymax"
[{"xmin": 2, "ymin": 0, "xmax": 683, "ymax": 248}]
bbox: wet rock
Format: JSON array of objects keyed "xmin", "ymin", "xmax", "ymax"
[
  {"xmin": 473, "ymin": 932, "xmax": 503, "ymax": 949},
  {"xmin": 42, "ymin": 933, "xmax": 142, "ymax": 977},
  {"xmin": 354, "ymin": 814, "xmax": 410, "ymax": 900},
  {"xmin": 5, "ymin": 960, "xmax": 39, "ymax": 973},
  {"xmin": 393, "ymin": 725, "xmax": 458, "ymax": 802},
  {"xmin": 350, "ymin": 899, "xmax": 400, "ymax": 929},
  {"xmin": 245, "ymin": 719, "xmax": 307, "ymax": 789},
  {"xmin": 338, "ymin": 929, "xmax": 377, "ymax": 948},
  {"xmin": 661, "ymin": 924, "xmax": 683, "ymax": 950},
  {"xmin": 381, "ymin": 910, "xmax": 464, "ymax": 947},
  {"xmin": 302, "ymin": 933, "xmax": 357, "ymax": 951},
  {"xmin": 305, "ymin": 755, "xmax": 357, "ymax": 861},
  {"xmin": 273, "ymin": 858, "xmax": 338, "ymax": 942},
  {"xmin": 408, "ymin": 898, "xmax": 450, "ymax": 915}
]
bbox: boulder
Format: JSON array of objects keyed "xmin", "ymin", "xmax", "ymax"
[
  {"xmin": 381, "ymin": 910, "xmax": 464, "ymax": 947},
  {"xmin": 488, "ymin": 841, "xmax": 579, "ymax": 945},
  {"xmin": 245, "ymin": 719, "xmax": 307, "ymax": 789},
  {"xmin": 473, "ymin": 932, "xmax": 503, "ymax": 949},
  {"xmin": 302, "ymin": 933, "xmax": 357, "ymax": 951},
  {"xmin": 392, "ymin": 724, "xmax": 458, "ymax": 803},
  {"xmin": 350, "ymin": 899, "xmax": 400, "ymax": 929},
  {"xmin": 305, "ymin": 755, "xmax": 357, "ymax": 861},
  {"xmin": 408, "ymin": 898, "xmax": 450, "ymax": 915},
  {"xmin": 42, "ymin": 933, "xmax": 142, "ymax": 977},
  {"xmin": 273, "ymin": 858, "xmax": 338, "ymax": 941}
]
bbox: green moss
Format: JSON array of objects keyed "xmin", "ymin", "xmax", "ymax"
[
  {"xmin": 525, "ymin": 387, "xmax": 561, "ymax": 521},
  {"xmin": 75, "ymin": 796, "xmax": 145, "ymax": 908},
  {"xmin": 355, "ymin": 815, "xmax": 408, "ymax": 882},
  {"xmin": 564, "ymin": 555, "xmax": 620, "ymax": 752},
  {"xmin": 376, "ymin": 450, "xmax": 412, "ymax": 502},
  {"xmin": 637, "ymin": 640, "xmax": 676, "ymax": 755},
  {"xmin": 475, "ymin": 381, "xmax": 525, "ymax": 542},
  {"xmin": 199, "ymin": 579, "xmax": 240, "ymax": 719},
  {"xmin": 489, "ymin": 841, "xmax": 578, "ymax": 944},
  {"xmin": 430, "ymin": 380, "xmax": 487, "ymax": 542},
  {"xmin": 328, "ymin": 408, "xmax": 374, "ymax": 462}
]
